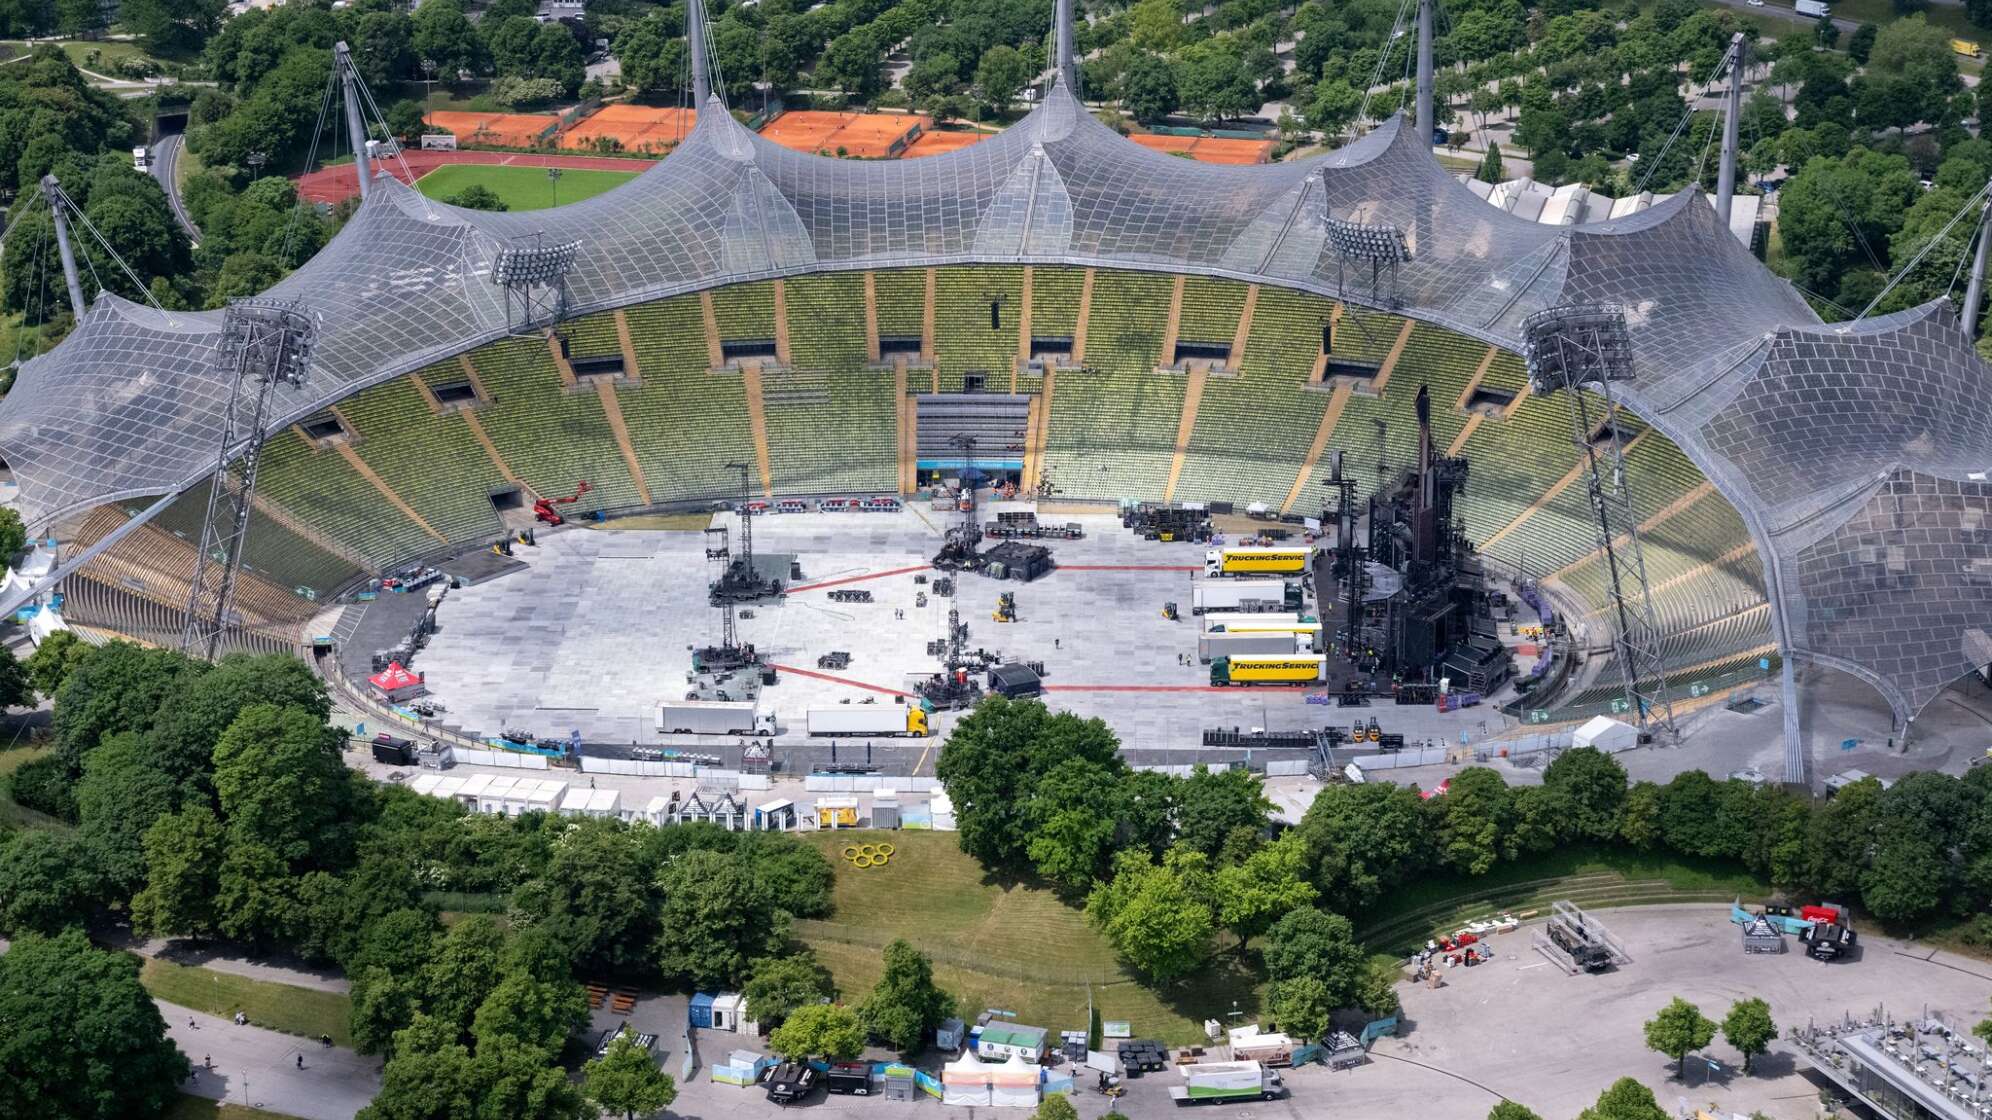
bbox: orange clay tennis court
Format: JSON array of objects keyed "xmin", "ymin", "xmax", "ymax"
[
  {"xmin": 561, "ymin": 105, "xmax": 698, "ymax": 155},
  {"xmin": 902, "ymin": 129, "xmax": 989, "ymax": 159},
  {"xmin": 757, "ymin": 110, "xmax": 926, "ymax": 158},
  {"xmin": 424, "ymin": 111, "xmax": 562, "ymax": 148},
  {"xmin": 1129, "ymin": 132, "xmax": 1274, "ymax": 164}
]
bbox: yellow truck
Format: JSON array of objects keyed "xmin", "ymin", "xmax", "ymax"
[
  {"xmin": 1209, "ymin": 653, "xmax": 1328, "ymax": 686},
  {"xmin": 1953, "ymin": 38, "xmax": 1983, "ymax": 59},
  {"xmin": 1204, "ymin": 546, "xmax": 1314, "ymax": 576}
]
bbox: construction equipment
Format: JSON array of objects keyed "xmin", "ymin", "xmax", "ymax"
[
  {"xmin": 533, "ymin": 481, "xmax": 592, "ymax": 526},
  {"xmin": 993, "ymin": 592, "xmax": 1016, "ymax": 623},
  {"xmin": 1162, "ymin": 601, "xmax": 1179, "ymax": 621}
]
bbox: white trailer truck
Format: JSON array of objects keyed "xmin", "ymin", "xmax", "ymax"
[
  {"xmin": 805, "ymin": 705, "xmax": 930, "ymax": 737},
  {"xmin": 1169, "ymin": 1061, "xmax": 1286, "ymax": 1105},
  {"xmin": 1190, "ymin": 578, "xmax": 1292, "ymax": 615},
  {"xmin": 1197, "ymin": 630, "xmax": 1308, "ymax": 663},
  {"xmin": 656, "ymin": 700, "xmax": 775, "ymax": 736}
]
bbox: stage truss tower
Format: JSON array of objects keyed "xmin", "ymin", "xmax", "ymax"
[
  {"xmin": 1521, "ymin": 304, "xmax": 1678, "ymax": 738},
  {"xmin": 182, "ymin": 298, "xmax": 314, "ymax": 659}
]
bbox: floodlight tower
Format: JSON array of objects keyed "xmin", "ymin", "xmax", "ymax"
[
  {"xmin": 1325, "ymin": 217, "xmax": 1410, "ymax": 308},
  {"xmin": 182, "ymin": 298, "xmax": 314, "ymax": 659},
  {"xmin": 1521, "ymin": 304, "xmax": 1677, "ymax": 738},
  {"xmin": 38, "ymin": 175, "xmax": 88, "ymax": 320},
  {"xmin": 492, "ymin": 234, "xmax": 582, "ymax": 334}
]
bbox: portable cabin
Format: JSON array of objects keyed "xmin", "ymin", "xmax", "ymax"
[
  {"xmin": 881, "ymin": 1063, "xmax": 918, "ymax": 1101},
  {"xmin": 977, "ymin": 1022, "xmax": 1049, "ymax": 1062},
  {"xmin": 754, "ymin": 798, "xmax": 796, "ymax": 831},
  {"xmin": 936, "ymin": 1017, "xmax": 967, "ymax": 1054},
  {"xmin": 689, "ymin": 993, "xmax": 717, "ymax": 1029},
  {"xmin": 815, "ymin": 796, "xmax": 861, "ymax": 829},
  {"xmin": 709, "ymin": 992, "xmax": 754, "ymax": 1034}
]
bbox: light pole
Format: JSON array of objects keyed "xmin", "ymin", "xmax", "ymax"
[
  {"xmin": 546, "ymin": 166, "xmax": 563, "ymax": 208},
  {"xmin": 247, "ymin": 151, "xmax": 266, "ymax": 181}
]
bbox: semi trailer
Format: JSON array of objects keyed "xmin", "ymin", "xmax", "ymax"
[
  {"xmin": 1168, "ymin": 1061, "xmax": 1286, "ymax": 1105},
  {"xmin": 657, "ymin": 700, "xmax": 775, "ymax": 736},
  {"xmin": 805, "ymin": 705, "xmax": 931, "ymax": 737},
  {"xmin": 1197, "ymin": 631, "xmax": 1312, "ymax": 663},
  {"xmin": 1205, "ymin": 546, "xmax": 1313, "ymax": 576},
  {"xmin": 1190, "ymin": 578, "xmax": 1297, "ymax": 614},
  {"xmin": 1209, "ymin": 654, "xmax": 1328, "ymax": 686}
]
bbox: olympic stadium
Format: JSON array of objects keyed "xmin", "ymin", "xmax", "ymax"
[{"xmin": 0, "ymin": 1, "xmax": 1986, "ymax": 786}]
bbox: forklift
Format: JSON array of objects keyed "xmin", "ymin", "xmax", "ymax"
[{"xmin": 993, "ymin": 591, "xmax": 1017, "ymax": 623}]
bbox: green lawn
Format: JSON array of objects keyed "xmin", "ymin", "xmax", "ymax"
[
  {"xmin": 793, "ymin": 831, "xmax": 1261, "ymax": 1045},
  {"xmin": 1354, "ymin": 844, "xmax": 1771, "ymax": 954},
  {"xmin": 414, "ymin": 164, "xmax": 638, "ymax": 211},
  {"xmin": 138, "ymin": 958, "xmax": 355, "ymax": 1048},
  {"xmin": 167, "ymin": 1096, "xmax": 308, "ymax": 1120}
]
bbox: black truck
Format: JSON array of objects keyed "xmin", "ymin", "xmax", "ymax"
[{"xmin": 825, "ymin": 1061, "xmax": 872, "ymax": 1095}]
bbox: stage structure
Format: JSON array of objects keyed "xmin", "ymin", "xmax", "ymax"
[
  {"xmin": 182, "ymin": 298, "xmax": 315, "ymax": 658},
  {"xmin": 1522, "ymin": 304, "xmax": 1678, "ymax": 737}
]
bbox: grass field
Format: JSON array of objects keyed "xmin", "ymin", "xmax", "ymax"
[
  {"xmin": 414, "ymin": 164, "xmax": 638, "ymax": 210},
  {"xmin": 138, "ymin": 958, "xmax": 355, "ymax": 1048},
  {"xmin": 793, "ymin": 831, "xmax": 1260, "ymax": 1045},
  {"xmin": 167, "ymin": 1095, "xmax": 307, "ymax": 1120},
  {"xmin": 1354, "ymin": 845, "xmax": 1772, "ymax": 953}
]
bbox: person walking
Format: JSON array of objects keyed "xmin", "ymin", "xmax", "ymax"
[{"xmin": 296, "ymin": 1054, "xmax": 304, "ymax": 1070}]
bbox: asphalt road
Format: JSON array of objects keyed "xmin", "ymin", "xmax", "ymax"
[
  {"xmin": 150, "ymin": 132, "xmax": 202, "ymax": 246},
  {"xmin": 1707, "ymin": 0, "xmax": 1860, "ymax": 34}
]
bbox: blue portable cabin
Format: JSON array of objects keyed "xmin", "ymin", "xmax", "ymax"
[{"xmin": 690, "ymin": 992, "xmax": 717, "ymax": 1028}]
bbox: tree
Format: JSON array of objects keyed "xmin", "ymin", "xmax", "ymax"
[
  {"xmin": 0, "ymin": 506, "xmax": 25, "ymax": 562},
  {"xmin": 1488, "ymin": 1103, "xmax": 1545, "ymax": 1120},
  {"xmin": 1432, "ymin": 768, "xmax": 1514, "ymax": 876},
  {"xmin": 1121, "ymin": 51, "xmax": 1180, "ymax": 124},
  {"xmin": 1643, "ymin": 997, "xmax": 1717, "ymax": 1073},
  {"xmin": 613, "ymin": 12, "xmax": 687, "ymax": 97},
  {"xmin": 1032, "ymin": 1095, "xmax": 1081, "ymax": 1120},
  {"xmin": 129, "ymin": 804, "xmax": 225, "ymax": 941},
  {"xmin": 514, "ymin": 818, "xmax": 658, "ymax": 977},
  {"xmin": 151, "ymin": 651, "xmax": 329, "ymax": 795},
  {"xmin": 856, "ymin": 939, "xmax": 957, "ymax": 1053},
  {"xmin": 1024, "ymin": 759, "xmax": 1124, "ymax": 894},
  {"xmin": 1266, "ymin": 975, "xmax": 1333, "ymax": 1040},
  {"xmin": 1176, "ymin": 766, "xmax": 1274, "ymax": 858},
  {"xmin": 23, "ymin": 630, "xmax": 87, "ymax": 699},
  {"xmin": 936, "ymin": 697, "xmax": 1120, "ymax": 875},
  {"xmin": 0, "ymin": 930, "xmax": 188, "ymax": 1120},
  {"xmin": 1477, "ymin": 141, "xmax": 1505, "ymax": 184},
  {"xmin": 1213, "ymin": 831, "xmax": 1316, "ymax": 946},
  {"xmin": 1848, "ymin": 23, "xmax": 1879, "ymax": 65},
  {"xmin": 1356, "ymin": 955, "xmax": 1401, "ymax": 1018},
  {"xmin": 1541, "ymin": 748, "xmax": 1628, "ymax": 843},
  {"xmin": 213, "ymin": 702, "xmax": 357, "ymax": 868},
  {"xmin": 422, "ymin": 916, "xmax": 508, "ymax": 1041},
  {"xmin": 1577, "ymin": 1077, "xmax": 1668, "ymax": 1120},
  {"xmin": 411, "ymin": 0, "xmax": 483, "ymax": 82},
  {"xmin": 72, "ymin": 732, "xmax": 178, "ymax": 896},
  {"xmin": 1086, "ymin": 847, "xmax": 1216, "ymax": 983},
  {"xmin": 1294, "ymin": 781, "xmax": 1431, "ymax": 913},
  {"xmin": 1307, "ymin": 79, "xmax": 1363, "ymax": 140},
  {"xmin": 472, "ymin": 972, "xmax": 589, "ymax": 1057},
  {"xmin": 743, "ymin": 952, "xmax": 835, "ymax": 1030},
  {"xmin": 974, "ymin": 44, "xmax": 1033, "ymax": 112},
  {"xmin": 1721, "ymin": 997, "xmax": 1778, "ymax": 1073},
  {"xmin": 768, "ymin": 1003, "xmax": 865, "ymax": 1060},
  {"xmin": 443, "ymin": 184, "xmax": 509, "ymax": 211},
  {"xmin": 583, "ymin": 1033, "xmax": 677, "ymax": 1120},
  {"xmin": 0, "ymin": 831, "xmax": 98, "ymax": 934},
  {"xmin": 655, "ymin": 847, "xmax": 789, "ymax": 990},
  {"xmin": 51, "ymin": 640, "xmax": 200, "ymax": 773},
  {"xmin": 1262, "ymin": 907, "xmax": 1365, "ymax": 1006},
  {"xmin": 351, "ymin": 966, "xmax": 424, "ymax": 1057}
]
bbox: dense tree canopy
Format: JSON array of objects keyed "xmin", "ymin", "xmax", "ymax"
[{"xmin": 0, "ymin": 930, "xmax": 188, "ymax": 1120}]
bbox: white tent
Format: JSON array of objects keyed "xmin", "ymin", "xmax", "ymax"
[
  {"xmin": 989, "ymin": 1053, "xmax": 1039, "ymax": 1108},
  {"xmin": 1573, "ymin": 716, "xmax": 1637, "ymax": 753},
  {"xmin": 941, "ymin": 1054, "xmax": 992, "ymax": 1107}
]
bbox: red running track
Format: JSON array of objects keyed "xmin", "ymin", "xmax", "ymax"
[
  {"xmin": 293, "ymin": 149, "xmax": 661, "ymax": 205},
  {"xmin": 768, "ymin": 663, "xmax": 913, "ymax": 698},
  {"xmin": 787, "ymin": 563, "xmax": 934, "ymax": 594}
]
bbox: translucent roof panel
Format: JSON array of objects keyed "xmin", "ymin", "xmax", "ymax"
[{"xmin": 3, "ymin": 79, "xmax": 1986, "ymax": 721}]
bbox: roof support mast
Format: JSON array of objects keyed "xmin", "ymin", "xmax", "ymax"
[
  {"xmin": 1962, "ymin": 200, "xmax": 1991, "ymax": 340},
  {"xmin": 1715, "ymin": 33, "xmax": 1746, "ymax": 228},
  {"xmin": 39, "ymin": 175, "xmax": 88, "ymax": 321},
  {"xmin": 688, "ymin": 0, "xmax": 710, "ymax": 105},
  {"xmin": 1414, "ymin": 0, "xmax": 1434, "ymax": 145},
  {"xmin": 1055, "ymin": 0, "xmax": 1075, "ymax": 89},
  {"xmin": 335, "ymin": 42, "xmax": 371, "ymax": 201}
]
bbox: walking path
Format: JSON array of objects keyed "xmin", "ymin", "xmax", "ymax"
[
  {"xmin": 167, "ymin": 1002, "xmax": 380, "ymax": 1120},
  {"xmin": 104, "ymin": 928, "xmax": 352, "ymax": 994}
]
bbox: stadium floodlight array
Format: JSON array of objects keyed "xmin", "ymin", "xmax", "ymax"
[
  {"xmin": 1521, "ymin": 303, "xmax": 1633, "ymax": 395},
  {"xmin": 492, "ymin": 238, "xmax": 583, "ymax": 287},
  {"xmin": 215, "ymin": 297, "xmax": 315, "ymax": 388},
  {"xmin": 1325, "ymin": 217, "xmax": 1411, "ymax": 263}
]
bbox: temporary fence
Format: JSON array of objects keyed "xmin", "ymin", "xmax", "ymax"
[
  {"xmin": 902, "ymin": 129, "xmax": 988, "ymax": 158},
  {"xmin": 1132, "ymin": 761, "xmax": 1233, "ymax": 777},
  {"xmin": 424, "ymin": 110, "xmax": 562, "ymax": 148},
  {"xmin": 449, "ymin": 746, "xmax": 550, "ymax": 770},
  {"xmin": 1263, "ymin": 759, "xmax": 1311, "ymax": 776},
  {"xmin": 561, "ymin": 104, "xmax": 698, "ymax": 154},
  {"xmin": 803, "ymin": 773, "xmax": 941, "ymax": 792}
]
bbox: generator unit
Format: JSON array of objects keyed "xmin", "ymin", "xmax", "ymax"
[{"xmin": 1547, "ymin": 919, "xmax": 1612, "ymax": 972}]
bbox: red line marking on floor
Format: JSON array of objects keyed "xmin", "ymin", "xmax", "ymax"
[
  {"xmin": 1056, "ymin": 564, "xmax": 1203, "ymax": 572},
  {"xmin": 1041, "ymin": 684, "xmax": 1314, "ymax": 694},
  {"xmin": 788, "ymin": 563, "xmax": 933, "ymax": 594},
  {"xmin": 769, "ymin": 663, "xmax": 913, "ymax": 698}
]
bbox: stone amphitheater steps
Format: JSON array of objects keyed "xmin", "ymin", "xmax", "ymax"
[{"xmin": 1357, "ymin": 873, "xmax": 1737, "ymax": 951}]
